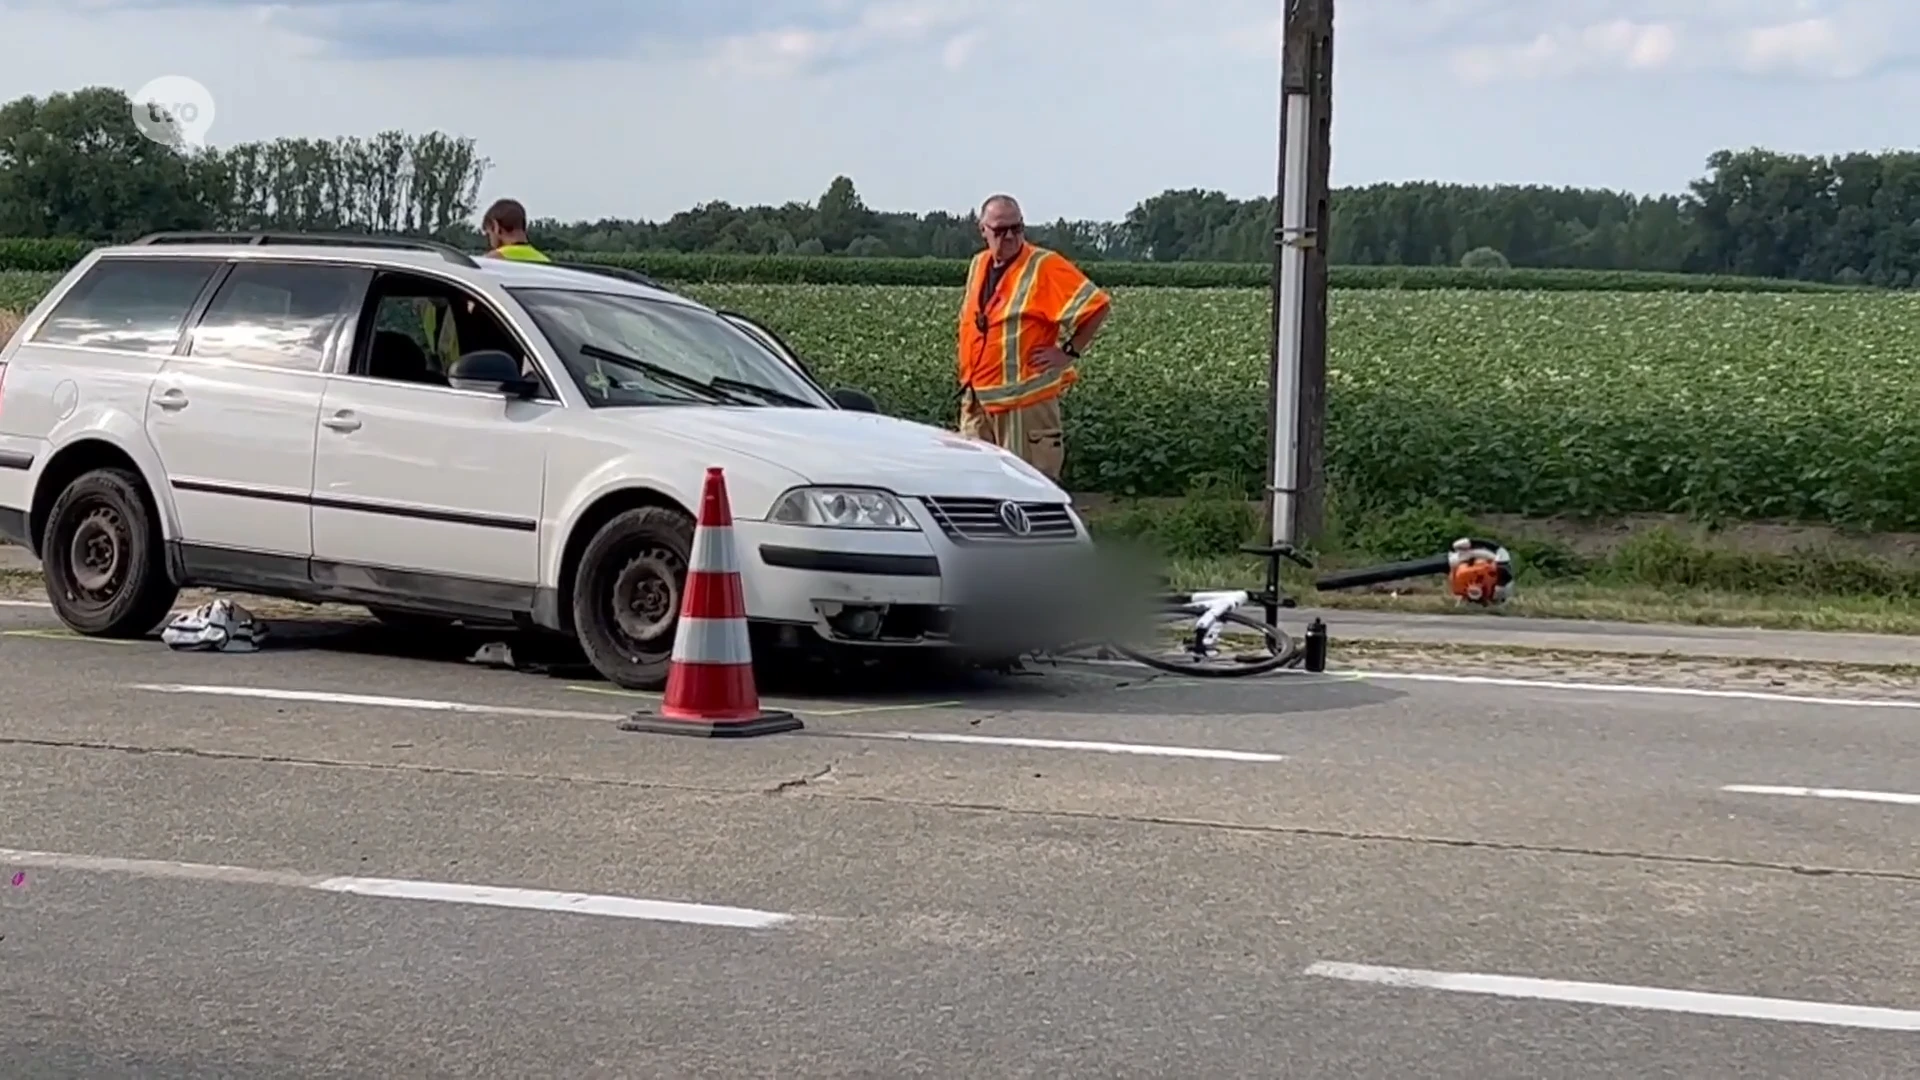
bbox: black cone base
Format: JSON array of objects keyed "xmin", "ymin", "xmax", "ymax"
[{"xmin": 619, "ymin": 708, "xmax": 803, "ymax": 738}]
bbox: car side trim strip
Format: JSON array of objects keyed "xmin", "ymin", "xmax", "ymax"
[
  {"xmin": 758, "ymin": 545, "xmax": 940, "ymax": 577},
  {"xmin": 169, "ymin": 541, "xmax": 537, "ymax": 618},
  {"xmin": 169, "ymin": 479, "xmax": 538, "ymax": 532},
  {"xmin": 0, "ymin": 450, "xmax": 33, "ymax": 471}
]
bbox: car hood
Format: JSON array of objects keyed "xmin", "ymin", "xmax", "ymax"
[{"xmin": 615, "ymin": 407, "xmax": 1068, "ymax": 500}]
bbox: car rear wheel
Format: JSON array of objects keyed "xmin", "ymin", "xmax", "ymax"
[
  {"xmin": 40, "ymin": 466, "xmax": 179, "ymax": 637},
  {"xmin": 570, "ymin": 506, "xmax": 695, "ymax": 690}
]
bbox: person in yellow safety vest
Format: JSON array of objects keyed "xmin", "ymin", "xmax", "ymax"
[
  {"xmin": 480, "ymin": 197, "xmax": 551, "ymax": 263},
  {"xmin": 408, "ymin": 199, "xmax": 548, "ymax": 376},
  {"xmin": 417, "ymin": 298, "xmax": 461, "ymax": 374}
]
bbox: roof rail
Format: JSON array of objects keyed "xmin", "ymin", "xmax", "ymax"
[
  {"xmin": 549, "ymin": 259, "xmax": 670, "ymax": 292},
  {"xmin": 129, "ymin": 231, "xmax": 479, "ymax": 269}
]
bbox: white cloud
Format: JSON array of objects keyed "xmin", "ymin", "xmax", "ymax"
[
  {"xmin": 1450, "ymin": 20, "xmax": 1679, "ymax": 84},
  {"xmin": 1736, "ymin": 17, "xmax": 1875, "ymax": 78},
  {"xmin": 1, "ymin": 0, "xmax": 1918, "ymax": 224},
  {"xmin": 706, "ymin": 0, "xmax": 977, "ymax": 78},
  {"xmin": 940, "ymin": 30, "xmax": 981, "ymax": 71},
  {"xmin": 709, "ymin": 29, "xmax": 837, "ymax": 79},
  {"xmin": 1437, "ymin": 1, "xmax": 1920, "ymax": 83}
]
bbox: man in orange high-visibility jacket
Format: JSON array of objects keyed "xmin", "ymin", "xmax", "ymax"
[{"xmin": 956, "ymin": 194, "xmax": 1111, "ymax": 481}]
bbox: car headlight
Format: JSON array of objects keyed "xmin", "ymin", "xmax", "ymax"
[{"xmin": 769, "ymin": 487, "xmax": 919, "ymax": 530}]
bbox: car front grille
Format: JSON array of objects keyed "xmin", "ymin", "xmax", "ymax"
[{"xmin": 921, "ymin": 496, "xmax": 1079, "ymax": 543}]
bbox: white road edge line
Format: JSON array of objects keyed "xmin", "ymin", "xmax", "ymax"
[
  {"xmin": 1721, "ymin": 784, "xmax": 1920, "ymax": 806},
  {"xmin": 0, "ymin": 599, "xmax": 48, "ymax": 608},
  {"xmin": 0, "ymin": 846, "xmax": 794, "ymax": 929},
  {"xmin": 1350, "ymin": 670, "xmax": 1920, "ymax": 711},
  {"xmin": 1304, "ymin": 961, "xmax": 1920, "ymax": 1032},
  {"xmin": 128, "ymin": 684, "xmax": 1285, "ymax": 761},
  {"xmin": 850, "ymin": 731, "xmax": 1284, "ymax": 762},
  {"xmin": 129, "ymin": 683, "xmax": 616, "ymax": 721}
]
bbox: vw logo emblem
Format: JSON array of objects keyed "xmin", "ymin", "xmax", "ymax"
[{"xmin": 997, "ymin": 500, "xmax": 1032, "ymax": 536}]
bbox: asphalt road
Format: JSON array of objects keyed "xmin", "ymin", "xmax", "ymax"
[{"xmin": 1, "ymin": 599, "xmax": 1917, "ymax": 1078}]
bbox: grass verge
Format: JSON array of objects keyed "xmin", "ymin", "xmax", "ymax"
[
  {"xmin": 1087, "ymin": 480, "xmax": 1920, "ymax": 636},
  {"xmin": 1317, "ymin": 638, "xmax": 1920, "ymax": 677},
  {"xmin": 10, "ymin": 479, "xmax": 1919, "ymax": 635}
]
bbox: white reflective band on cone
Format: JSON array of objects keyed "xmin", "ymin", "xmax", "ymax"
[
  {"xmin": 669, "ymin": 615, "xmax": 755, "ymax": 665},
  {"xmin": 687, "ymin": 524, "xmax": 738, "ymax": 574}
]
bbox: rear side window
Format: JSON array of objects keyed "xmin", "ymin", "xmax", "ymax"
[
  {"xmin": 32, "ymin": 258, "xmax": 220, "ymax": 354},
  {"xmin": 189, "ymin": 261, "xmax": 372, "ymax": 372}
]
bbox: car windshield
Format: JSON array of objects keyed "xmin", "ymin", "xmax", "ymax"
[{"xmin": 509, "ymin": 287, "xmax": 831, "ymax": 409}]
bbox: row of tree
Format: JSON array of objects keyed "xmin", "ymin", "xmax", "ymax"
[
  {"xmin": 6, "ymin": 85, "xmax": 1920, "ymax": 286},
  {"xmin": 0, "ymin": 87, "xmax": 487, "ymax": 243},
  {"xmin": 524, "ymin": 178, "xmax": 1697, "ymax": 272}
]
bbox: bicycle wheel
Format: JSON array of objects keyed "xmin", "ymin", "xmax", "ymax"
[{"xmin": 1108, "ymin": 606, "xmax": 1299, "ymax": 678}]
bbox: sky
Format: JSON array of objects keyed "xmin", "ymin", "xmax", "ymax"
[{"xmin": 4, "ymin": 0, "xmax": 1919, "ymax": 223}]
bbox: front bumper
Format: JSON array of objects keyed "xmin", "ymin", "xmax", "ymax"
[{"xmin": 731, "ymin": 501, "xmax": 1108, "ymax": 652}]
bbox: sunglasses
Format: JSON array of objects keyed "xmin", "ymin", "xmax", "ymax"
[{"xmin": 986, "ymin": 222, "xmax": 1025, "ymax": 238}]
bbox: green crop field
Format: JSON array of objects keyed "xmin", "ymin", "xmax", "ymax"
[
  {"xmin": 4, "ymin": 269, "xmax": 1917, "ymax": 531},
  {"xmin": 0, "ymin": 239, "xmax": 1868, "ymax": 292}
]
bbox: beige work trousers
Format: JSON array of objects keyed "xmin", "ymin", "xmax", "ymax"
[{"xmin": 959, "ymin": 392, "xmax": 1065, "ymax": 480}]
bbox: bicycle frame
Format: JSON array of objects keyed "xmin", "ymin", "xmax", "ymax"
[
  {"xmin": 1181, "ymin": 590, "xmax": 1250, "ymax": 653},
  {"xmin": 1032, "ymin": 542, "xmax": 1315, "ymax": 675}
]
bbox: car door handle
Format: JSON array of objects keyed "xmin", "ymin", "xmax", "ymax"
[
  {"xmin": 152, "ymin": 388, "xmax": 188, "ymax": 410},
  {"xmin": 321, "ymin": 411, "xmax": 361, "ymax": 432}
]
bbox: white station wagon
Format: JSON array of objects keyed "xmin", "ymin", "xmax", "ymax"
[{"xmin": 0, "ymin": 234, "xmax": 1102, "ymax": 688}]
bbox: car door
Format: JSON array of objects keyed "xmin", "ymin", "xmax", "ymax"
[
  {"xmin": 146, "ymin": 258, "xmax": 372, "ymax": 584},
  {"xmin": 309, "ymin": 273, "xmax": 554, "ymax": 608}
]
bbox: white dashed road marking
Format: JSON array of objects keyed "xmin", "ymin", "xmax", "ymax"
[
  {"xmin": 1721, "ymin": 784, "xmax": 1920, "ymax": 806},
  {"xmin": 0, "ymin": 846, "xmax": 795, "ymax": 929},
  {"xmin": 843, "ymin": 731, "xmax": 1284, "ymax": 761},
  {"xmin": 1305, "ymin": 961, "xmax": 1920, "ymax": 1031},
  {"xmin": 131, "ymin": 683, "xmax": 613, "ymax": 721}
]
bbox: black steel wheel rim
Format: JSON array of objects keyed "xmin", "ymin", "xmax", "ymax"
[
  {"xmin": 608, "ymin": 543, "xmax": 686, "ymax": 661},
  {"xmin": 63, "ymin": 500, "xmax": 130, "ymax": 609}
]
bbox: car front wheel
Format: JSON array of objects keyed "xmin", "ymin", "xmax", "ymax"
[
  {"xmin": 40, "ymin": 466, "xmax": 179, "ymax": 637},
  {"xmin": 570, "ymin": 506, "xmax": 695, "ymax": 690}
]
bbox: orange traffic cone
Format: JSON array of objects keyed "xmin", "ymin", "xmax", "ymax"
[{"xmin": 619, "ymin": 467, "xmax": 802, "ymax": 738}]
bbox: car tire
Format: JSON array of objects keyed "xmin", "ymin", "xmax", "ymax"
[
  {"xmin": 40, "ymin": 466, "xmax": 179, "ymax": 638},
  {"xmin": 570, "ymin": 506, "xmax": 697, "ymax": 690}
]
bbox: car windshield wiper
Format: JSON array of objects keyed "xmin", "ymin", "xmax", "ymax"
[
  {"xmin": 705, "ymin": 376, "xmax": 818, "ymax": 409},
  {"xmin": 578, "ymin": 343, "xmax": 755, "ymax": 406}
]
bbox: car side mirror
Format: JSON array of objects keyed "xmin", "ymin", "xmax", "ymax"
[
  {"xmin": 449, "ymin": 350, "xmax": 537, "ymax": 397},
  {"xmin": 831, "ymin": 387, "xmax": 879, "ymax": 413}
]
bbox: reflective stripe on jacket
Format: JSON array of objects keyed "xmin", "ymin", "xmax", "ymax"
[
  {"xmin": 419, "ymin": 302, "xmax": 460, "ymax": 372},
  {"xmin": 956, "ymin": 242, "xmax": 1110, "ymax": 413},
  {"xmin": 490, "ymin": 243, "xmax": 551, "ymax": 263}
]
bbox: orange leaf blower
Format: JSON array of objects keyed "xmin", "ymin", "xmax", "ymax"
[
  {"xmin": 1313, "ymin": 537, "xmax": 1514, "ymax": 606},
  {"xmin": 1445, "ymin": 537, "xmax": 1513, "ymax": 605}
]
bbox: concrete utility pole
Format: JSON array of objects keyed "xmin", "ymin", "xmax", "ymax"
[{"xmin": 1265, "ymin": 0, "xmax": 1333, "ymax": 545}]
